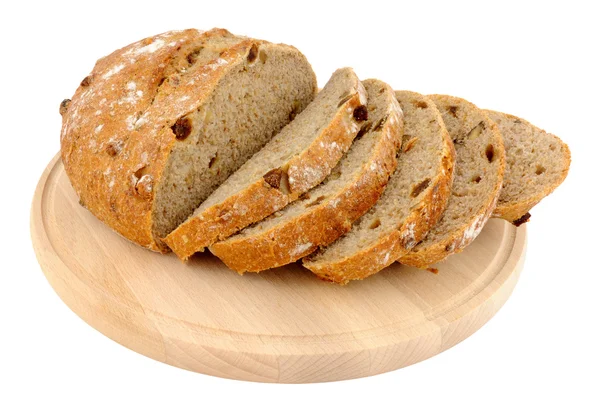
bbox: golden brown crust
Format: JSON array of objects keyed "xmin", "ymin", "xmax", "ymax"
[
  {"xmin": 60, "ymin": 29, "xmax": 269, "ymax": 252},
  {"xmin": 164, "ymin": 76, "xmax": 367, "ymax": 260},
  {"xmin": 209, "ymin": 97, "xmax": 404, "ymax": 273},
  {"xmin": 399, "ymin": 95, "xmax": 506, "ymax": 268},
  {"xmin": 304, "ymin": 92, "xmax": 455, "ymax": 283}
]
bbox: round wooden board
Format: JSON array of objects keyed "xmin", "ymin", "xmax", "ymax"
[{"xmin": 31, "ymin": 154, "xmax": 527, "ymax": 383}]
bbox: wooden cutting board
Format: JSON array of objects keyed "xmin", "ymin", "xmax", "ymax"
[{"xmin": 31, "ymin": 154, "xmax": 527, "ymax": 383}]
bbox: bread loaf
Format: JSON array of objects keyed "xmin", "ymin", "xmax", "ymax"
[
  {"xmin": 164, "ymin": 68, "xmax": 367, "ymax": 260},
  {"xmin": 60, "ymin": 28, "xmax": 317, "ymax": 251},
  {"xmin": 485, "ymin": 110, "xmax": 570, "ymax": 225},
  {"xmin": 303, "ymin": 91, "xmax": 455, "ymax": 283},
  {"xmin": 399, "ymin": 95, "xmax": 505, "ymax": 268},
  {"xmin": 209, "ymin": 79, "xmax": 403, "ymax": 273},
  {"xmin": 59, "ymin": 28, "xmax": 570, "ymax": 280}
]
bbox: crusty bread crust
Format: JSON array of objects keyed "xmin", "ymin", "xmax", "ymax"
[
  {"xmin": 164, "ymin": 70, "xmax": 367, "ymax": 260},
  {"xmin": 399, "ymin": 95, "xmax": 506, "ymax": 268},
  {"xmin": 209, "ymin": 81, "xmax": 403, "ymax": 273},
  {"xmin": 60, "ymin": 29, "xmax": 314, "ymax": 252},
  {"xmin": 303, "ymin": 91, "xmax": 455, "ymax": 283},
  {"xmin": 486, "ymin": 110, "xmax": 571, "ymax": 224}
]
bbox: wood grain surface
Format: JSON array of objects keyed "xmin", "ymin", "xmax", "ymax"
[{"xmin": 31, "ymin": 154, "xmax": 527, "ymax": 383}]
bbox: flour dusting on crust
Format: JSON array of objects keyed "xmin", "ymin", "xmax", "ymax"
[
  {"xmin": 102, "ymin": 64, "xmax": 125, "ymax": 80},
  {"xmin": 291, "ymin": 242, "xmax": 313, "ymax": 257},
  {"xmin": 124, "ymin": 38, "xmax": 166, "ymax": 57}
]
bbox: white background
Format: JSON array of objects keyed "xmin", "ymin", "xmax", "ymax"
[{"xmin": 1, "ymin": 0, "xmax": 598, "ymax": 412}]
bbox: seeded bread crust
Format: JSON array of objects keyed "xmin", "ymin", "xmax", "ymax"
[
  {"xmin": 303, "ymin": 91, "xmax": 454, "ymax": 283},
  {"xmin": 164, "ymin": 68, "xmax": 367, "ymax": 260},
  {"xmin": 485, "ymin": 110, "xmax": 571, "ymax": 224},
  {"xmin": 399, "ymin": 95, "xmax": 505, "ymax": 268},
  {"xmin": 60, "ymin": 29, "xmax": 316, "ymax": 252},
  {"xmin": 209, "ymin": 79, "xmax": 403, "ymax": 273}
]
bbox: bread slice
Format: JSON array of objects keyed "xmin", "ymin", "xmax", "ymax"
[
  {"xmin": 485, "ymin": 110, "xmax": 570, "ymax": 225},
  {"xmin": 209, "ymin": 79, "xmax": 403, "ymax": 273},
  {"xmin": 164, "ymin": 68, "xmax": 368, "ymax": 260},
  {"xmin": 303, "ymin": 91, "xmax": 455, "ymax": 283},
  {"xmin": 60, "ymin": 28, "xmax": 317, "ymax": 251},
  {"xmin": 399, "ymin": 95, "xmax": 505, "ymax": 268}
]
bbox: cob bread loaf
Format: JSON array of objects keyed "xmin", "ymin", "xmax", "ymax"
[
  {"xmin": 60, "ymin": 28, "xmax": 317, "ymax": 251},
  {"xmin": 304, "ymin": 91, "xmax": 455, "ymax": 283},
  {"xmin": 210, "ymin": 79, "xmax": 403, "ymax": 273},
  {"xmin": 164, "ymin": 68, "xmax": 367, "ymax": 260},
  {"xmin": 399, "ymin": 95, "xmax": 505, "ymax": 268},
  {"xmin": 485, "ymin": 110, "xmax": 570, "ymax": 225}
]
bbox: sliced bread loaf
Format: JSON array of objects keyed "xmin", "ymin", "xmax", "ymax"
[
  {"xmin": 209, "ymin": 79, "xmax": 403, "ymax": 273},
  {"xmin": 303, "ymin": 91, "xmax": 455, "ymax": 283},
  {"xmin": 164, "ymin": 68, "xmax": 368, "ymax": 260},
  {"xmin": 485, "ymin": 110, "xmax": 570, "ymax": 225},
  {"xmin": 60, "ymin": 28, "xmax": 317, "ymax": 251},
  {"xmin": 399, "ymin": 95, "xmax": 505, "ymax": 268}
]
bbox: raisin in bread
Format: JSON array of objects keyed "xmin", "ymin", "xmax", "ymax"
[
  {"xmin": 304, "ymin": 91, "xmax": 455, "ymax": 283},
  {"xmin": 165, "ymin": 68, "xmax": 368, "ymax": 260},
  {"xmin": 399, "ymin": 95, "xmax": 505, "ymax": 268},
  {"xmin": 60, "ymin": 28, "xmax": 317, "ymax": 251},
  {"xmin": 210, "ymin": 79, "xmax": 403, "ymax": 273},
  {"xmin": 485, "ymin": 110, "xmax": 570, "ymax": 225}
]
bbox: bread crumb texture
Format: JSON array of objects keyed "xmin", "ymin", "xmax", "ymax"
[{"xmin": 486, "ymin": 110, "xmax": 570, "ymax": 223}]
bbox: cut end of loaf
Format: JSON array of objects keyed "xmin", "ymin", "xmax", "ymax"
[{"xmin": 152, "ymin": 41, "xmax": 317, "ymax": 242}]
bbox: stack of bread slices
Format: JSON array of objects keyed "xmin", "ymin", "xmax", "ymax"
[{"xmin": 60, "ymin": 29, "xmax": 570, "ymax": 284}]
